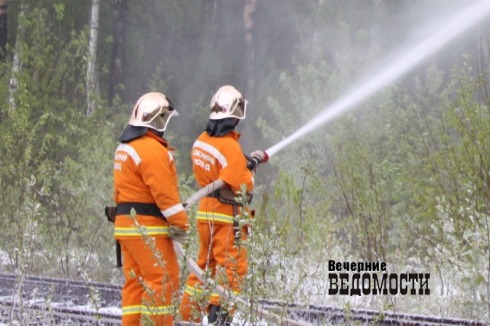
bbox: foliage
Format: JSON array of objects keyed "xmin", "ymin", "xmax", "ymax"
[
  {"xmin": 255, "ymin": 55, "xmax": 490, "ymax": 319},
  {"xmin": 0, "ymin": 7, "xmax": 118, "ymax": 280}
]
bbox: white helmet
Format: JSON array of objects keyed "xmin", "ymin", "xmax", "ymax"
[
  {"xmin": 209, "ymin": 85, "xmax": 247, "ymax": 120},
  {"xmin": 128, "ymin": 92, "xmax": 178, "ymax": 132}
]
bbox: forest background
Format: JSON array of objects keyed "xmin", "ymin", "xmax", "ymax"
[{"xmin": 0, "ymin": 0, "xmax": 489, "ymax": 322}]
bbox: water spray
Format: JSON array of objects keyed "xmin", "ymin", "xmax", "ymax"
[
  {"xmin": 264, "ymin": 0, "xmax": 490, "ymax": 159},
  {"xmin": 178, "ymin": 2, "xmax": 490, "ymax": 323}
]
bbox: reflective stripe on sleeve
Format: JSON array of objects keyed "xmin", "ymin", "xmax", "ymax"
[
  {"xmin": 193, "ymin": 140, "xmax": 228, "ymax": 168},
  {"xmin": 116, "ymin": 144, "xmax": 142, "ymax": 166},
  {"xmin": 161, "ymin": 203, "xmax": 184, "ymax": 218}
]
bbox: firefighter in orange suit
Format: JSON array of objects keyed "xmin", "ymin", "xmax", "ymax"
[
  {"xmin": 113, "ymin": 92, "xmax": 189, "ymax": 326},
  {"xmin": 179, "ymin": 85, "xmax": 267, "ymax": 325}
]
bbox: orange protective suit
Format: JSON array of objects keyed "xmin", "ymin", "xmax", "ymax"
[
  {"xmin": 179, "ymin": 130, "xmax": 254, "ymax": 322},
  {"xmin": 113, "ymin": 131, "xmax": 188, "ymax": 326}
]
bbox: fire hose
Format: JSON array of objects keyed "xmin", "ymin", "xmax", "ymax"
[{"xmin": 176, "ymin": 178, "xmax": 312, "ymax": 326}]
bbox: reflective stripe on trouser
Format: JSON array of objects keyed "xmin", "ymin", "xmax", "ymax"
[
  {"xmin": 120, "ymin": 237, "xmax": 180, "ymax": 326},
  {"xmin": 114, "ymin": 225, "xmax": 169, "ymax": 237},
  {"xmin": 196, "ymin": 211, "xmax": 234, "ymax": 224},
  {"xmin": 179, "ymin": 222, "xmax": 248, "ymax": 322}
]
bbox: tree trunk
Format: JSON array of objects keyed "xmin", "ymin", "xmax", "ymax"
[
  {"xmin": 242, "ymin": 0, "xmax": 257, "ymax": 147},
  {"xmin": 243, "ymin": 0, "xmax": 256, "ymax": 101},
  {"xmin": 311, "ymin": 0, "xmax": 324, "ymax": 62},
  {"xmin": 0, "ymin": 0, "xmax": 7, "ymax": 61},
  {"xmin": 110, "ymin": 0, "xmax": 128, "ymax": 107},
  {"xmin": 9, "ymin": 3, "xmax": 26, "ymax": 109},
  {"xmin": 86, "ymin": 0, "xmax": 100, "ymax": 116},
  {"xmin": 203, "ymin": 0, "xmax": 212, "ymax": 23},
  {"xmin": 211, "ymin": 0, "xmax": 218, "ymax": 22},
  {"xmin": 203, "ymin": 0, "xmax": 218, "ymax": 23}
]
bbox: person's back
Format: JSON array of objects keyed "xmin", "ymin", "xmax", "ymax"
[
  {"xmin": 180, "ymin": 85, "xmax": 267, "ymax": 326},
  {"xmin": 192, "ymin": 130, "xmax": 254, "ymax": 219},
  {"xmin": 113, "ymin": 92, "xmax": 188, "ymax": 326}
]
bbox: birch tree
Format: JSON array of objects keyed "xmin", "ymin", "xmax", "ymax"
[
  {"xmin": 243, "ymin": 0, "xmax": 257, "ymax": 100},
  {"xmin": 110, "ymin": 0, "xmax": 128, "ymax": 106},
  {"xmin": 86, "ymin": 0, "xmax": 99, "ymax": 115},
  {"xmin": 203, "ymin": 0, "xmax": 218, "ymax": 23},
  {"xmin": 242, "ymin": 0, "xmax": 257, "ymax": 145},
  {"xmin": 9, "ymin": 3, "xmax": 26, "ymax": 109},
  {"xmin": 0, "ymin": 0, "xmax": 7, "ymax": 61},
  {"xmin": 310, "ymin": 0, "xmax": 324, "ymax": 61}
]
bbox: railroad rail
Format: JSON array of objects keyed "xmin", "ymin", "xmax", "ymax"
[
  {"xmin": 0, "ymin": 301, "xmax": 121, "ymax": 326},
  {"xmin": 0, "ymin": 272, "xmax": 487, "ymax": 325}
]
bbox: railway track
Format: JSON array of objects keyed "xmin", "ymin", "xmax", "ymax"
[
  {"xmin": 0, "ymin": 272, "xmax": 121, "ymax": 325},
  {"xmin": 0, "ymin": 272, "xmax": 487, "ymax": 325}
]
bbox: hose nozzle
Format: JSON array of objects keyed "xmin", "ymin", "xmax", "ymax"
[{"xmin": 262, "ymin": 151, "xmax": 269, "ymax": 164}]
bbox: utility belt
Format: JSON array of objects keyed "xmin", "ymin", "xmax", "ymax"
[
  {"xmin": 206, "ymin": 188, "xmax": 253, "ymax": 206},
  {"xmin": 104, "ymin": 202, "xmax": 166, "ymax": 268},
  {"xmin": 116, "ymin": 202, "xmax": 165, "ymax": 219},
  {"xmin": 206, "ymin": 188, "xmax": 253, "ymax": 245},
  {"xmin": 105, "ymin": 203, "xmax": 165, "ymax": 223}
]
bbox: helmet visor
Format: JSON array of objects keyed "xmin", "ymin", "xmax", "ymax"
[
  {"xmin": 210, "ymin": 98, "xmax": 247, "ymax": 120},
  {"xmin": 230, "ymin": 98, "xmax": 247, "ymax": 119},
  {"xmin": 151, "ymin": 109, "xmax": 178, "ymax": 131}
]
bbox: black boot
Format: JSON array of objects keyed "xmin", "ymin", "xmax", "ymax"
[{"xmin": 208, "ymin": 305, "xmax": 232, "ymax": 326}]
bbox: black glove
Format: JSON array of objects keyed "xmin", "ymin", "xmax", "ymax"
[{"xmin": 169, "ymin": 226, "xmax": 187, "ymax": 245}]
